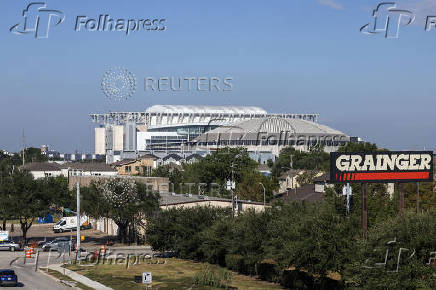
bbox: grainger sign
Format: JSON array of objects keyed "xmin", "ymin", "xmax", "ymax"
[{"xmin": 330, "ymin": 151, "xmax": 434, "ymax": 183}]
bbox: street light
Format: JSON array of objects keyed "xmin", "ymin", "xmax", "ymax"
[
  {"xmin": 258, "ymin": 182, "xmax": 266, "ymax": 207},
  {"xmin": 229, "ymin": 153, "xmax": 242, "ymax": 218}
]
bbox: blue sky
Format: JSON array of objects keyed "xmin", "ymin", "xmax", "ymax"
[{"xmin": 0, "ymin": 0, "xmax": 435, "ymax": 153}]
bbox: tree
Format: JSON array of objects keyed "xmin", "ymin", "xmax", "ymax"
[
  {"xmin": 7, "ymin": 172, "xmax": 55, "ymax": 243},
  {"xmin": 0, "ymin": 158, "xmax": 14, "ymax": 229},
  {"xmin": 82, "ymin": 179, "xmax": 160, "ymax": 243},
  {"xmin": 337, "ymin": 141, "xmax": 381, "ymax": 153},
  {"xmin": 272, "ymin": 145, "xmax": 330, "ymax": 176},
  {"xmin": 235, "ymin": 171, "xmax": 278, "ymax": 202},
  {"xmin": 344, "ymin": 211, "xmax": 436, "ymax": 289},
  {"xmin": 146, "ymin": 206, "xmax": 231, "ymax": 260}
]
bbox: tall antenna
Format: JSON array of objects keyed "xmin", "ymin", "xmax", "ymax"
[{"xmin": 22, "ymin": 129, "xmax": 26, "ymax": 166}]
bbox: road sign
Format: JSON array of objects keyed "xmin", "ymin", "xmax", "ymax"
[
  {"xmin": 142, "ymin": 272, "xmax": 152, "ymax": 284},
  {"xmin": 226, "ymin": 180, "xmax": 235, "ymax": 190},
  {"xmin": 0, "ymin": 231, "xmax": 9, "ymax": 241}
]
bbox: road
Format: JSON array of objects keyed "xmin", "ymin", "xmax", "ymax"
[
  {"xmin": 0, "ymin": 247, "xmax": 155, "ymax": 289},
  {"xmin": 0, "ymin": 251, "xmax": 70, "ymax": 289}
]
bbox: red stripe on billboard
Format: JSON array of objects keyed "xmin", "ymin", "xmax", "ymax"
[{"xmin": 352, "ymin": 172, "xmax": 430, "ymax": 181}]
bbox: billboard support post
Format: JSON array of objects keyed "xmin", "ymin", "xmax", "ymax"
[
  {"xmin": 361, "ymin": 184, "xmax": 367, "ymax": 239},
  {"xmin": 398, "ymin": 183, "xmax": 404, "ymax": 216},
  {"xmin": 416, "ymin": 182, "xmax": 420, "ymax": 213}
]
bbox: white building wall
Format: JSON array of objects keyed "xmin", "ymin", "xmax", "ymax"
[
  {"xmin": 113, "ymin": 125, "xmax": 124, "ymax": 151},
  {"xmin": 30, "ymin": 170, "xmax": 63, "ymax": 179},
  {"xmin": 137, "ymin": 132, "xmax": 180, "ymax": 151},
  {"xmin": 95, "ymin": 127, "xmax": 106, "ymax": 155}
]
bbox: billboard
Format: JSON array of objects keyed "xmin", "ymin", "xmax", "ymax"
[{"xmin": 330, "ymin": 151, "xmax": 434, "ymax": 183}]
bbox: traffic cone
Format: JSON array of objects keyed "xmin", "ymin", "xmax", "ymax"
[
  {"xmin": 100, "ymin": 244, "xmax": 106, "ymax": 255},
  {"xmin": 29, "ymin": 246, "xmax": 34, "ymax": 254},
  {"xmin": 25, "ymin": 250, "xmax": 32, "ymax": 259}
]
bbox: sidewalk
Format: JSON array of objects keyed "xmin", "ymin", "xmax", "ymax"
[
  {"xmin": 48, "ymin": 264, "xmax": 113, "ymax": 290},
  {"xmin": 85, "ymin": 245, "xmax": 152, "ymax": 251}
]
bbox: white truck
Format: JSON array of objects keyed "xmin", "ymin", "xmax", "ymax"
[{"xmin": 53, "ymin": 216, "xmax": 91, "ymax": 233}]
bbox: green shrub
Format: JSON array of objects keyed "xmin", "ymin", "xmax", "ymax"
[
  {"xmin": 193, "ymin": 265, "xmax": 233, "ymax": 288},
  {"xmin": 344, "ymin": 211, "xmax": 436, "ymax": 289},
  {"xmin": 225, "ymin": 254, "xmax": 246, "ymax": 273},
  {"xmin": 257, "ymin": 259, "xmax": 280, "ymax": 282}
]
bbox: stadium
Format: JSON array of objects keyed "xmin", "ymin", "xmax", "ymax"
[{"xmin": 90, "ymin": 105, "xmax": 351, "ymax": 162}]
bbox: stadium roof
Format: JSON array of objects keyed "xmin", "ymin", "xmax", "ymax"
[
  {"xmin": 200, "ymin": 117, "xmax": 346, "ymax": 135},
  {"xmin": 145, "ymin": 105, "xmax": 268, "ymax": 115}
]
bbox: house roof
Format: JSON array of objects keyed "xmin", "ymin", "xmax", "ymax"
[
  {"xmin": 257, "ymin": 164, "xmax": 271, "ymax": 172},
  {"xmin": 111, "ymin": 159, "xmax": 136, "ymax": 166},
  {"xmin": 138, "ymin": 154, "xmax": 158, "ymax": 160},
  {"xmin": 162, "ymin": 154, "xmax": 183, "ymax": 161},
  {"xmin": 159, "ymin": 192, "xmax": 265, "ymax": 206},
  {"xmin": 313, "ymin": 173, "xmax": 330, "ymax": 183},
  {"xmin": 59, "ymin": 163, "xmax": 116, "ymax": 172},
  {"xmin": 20, "ymin": 162, "xmax": 61, "ymax": 172},
  {"xmin": 185, "ymin": 154, "xmax": 203, "ymax": 161},
  {"xmin": 279, "ymin": 184, "xmax": 323, "ymax": 203},
  {"xmin": 279, "ymin": 169, "xmax": 302, "ymax": 179}
]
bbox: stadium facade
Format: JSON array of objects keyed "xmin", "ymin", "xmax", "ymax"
[{"xmin": 90, "ymin": 105, "xmax": 350, "ymax": 163}]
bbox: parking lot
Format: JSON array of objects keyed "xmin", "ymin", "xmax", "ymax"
[{"xmin": 6, "ymin": 222, "xmax": 121, "ymax": 250}]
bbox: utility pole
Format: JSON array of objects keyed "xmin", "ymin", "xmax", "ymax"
[
  {"xmin": 231, "ymin": 164, "xmax": 235, "ymax": 218},
  {"xmin": 361, "ymin": 184, "xmax": 368, "ymax": 239},
  {"xmin": 22, "ymin": 130, "xmax": 26, "ymax": 166},
  {"xmin": 398, "ymin": 183, "xmax": 404, "ymax": 216},
  {"xmin": 76, "ymin": 182, "xmax": 81, "ymax": 261},
  {"xmin": 416, "ymin": 182, "xmax": 420, "ymax": 213},
  {"xmin": 259, "ymin": 182, "xmax": 266, "ymax": 208}
]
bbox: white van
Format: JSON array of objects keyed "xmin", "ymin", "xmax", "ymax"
[{"xmin": 53, "ymin": 216, "xmax": 91, "ymax": 233}]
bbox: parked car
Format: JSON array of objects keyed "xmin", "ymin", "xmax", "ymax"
[
  {"xmin": 53, "ymin": 216, "xmax": 91, "ymax": 233},
  {"xmin": 153, "ymin": 251, "xmax": 177, "ymax": 258},
  {"xmin": 0, "ymin": 269, "xmax": 18, "ymax": 287},
  {"xmin": 42, "ymin": 237, "xmax": 71, "ymax": 252},
  {"xmin": 0, "ymin": 240, "xmax": 21, "ymax": 252}
]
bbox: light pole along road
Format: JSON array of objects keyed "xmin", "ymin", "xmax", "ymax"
[{"xmin": 258, "ymin": 182, "xmax": 266, "ymax": 207}]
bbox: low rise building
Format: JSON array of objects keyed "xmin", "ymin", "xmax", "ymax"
[
  {"xmin": 20, "ymin": 162, "xmax": 63, "ymax": 179},
  {"xmin": 111, "ymin": 154, "xmax": 159, "ymax": 176},
  {"xmin": 68, "ymin": 175, "xmax": 169, "ymax": 191},
  {"xmin": 20, "ymin": 162, "xmax": 118, "ymax": 179}
]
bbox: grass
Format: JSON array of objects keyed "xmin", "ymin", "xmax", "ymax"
[
  {"xmin": 66, "ymin": 258, "xmax": 283, "ymax": 289},
  {"xmin": 45, "ymin": 269, "xmax": 94, "ymax": 290}
]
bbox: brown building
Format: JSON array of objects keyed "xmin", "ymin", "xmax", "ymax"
[
  {"xmin": 112, "ymin": 154, "xmax": 158, "ymax": 176},
  {"xmin": 68, "ymin": 175, "xmax": 169, "ymax": 192}
]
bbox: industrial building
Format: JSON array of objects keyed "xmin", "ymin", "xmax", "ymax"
[{"xmin": 90, "ymin": 105, "xmax": 350, "ymax": 163}]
